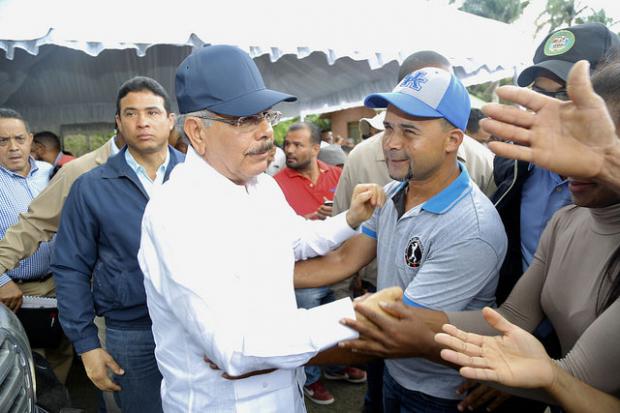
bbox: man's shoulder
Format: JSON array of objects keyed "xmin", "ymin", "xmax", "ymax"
[
  {"xmin": 58, "ymin": 146, "xmax": 108, "ymax": 178},
  {"xmin": 348, "ymin": 133, "xmax": 383, "ymax": 160}
]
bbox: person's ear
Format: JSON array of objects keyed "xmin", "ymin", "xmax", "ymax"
[
  {"xmin": 184, "ymin": 117, "xmax": 207, "ymax": 155},
  {"xmin": 445, "ymin": 128, "xmax": 463, "ymax": 154}
]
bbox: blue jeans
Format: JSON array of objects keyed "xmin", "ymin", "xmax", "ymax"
[
  {"xmin": 106, "ymin": 326, "xmax": 163, "ymax": 413},
  {"xmin": 383, "ymin": 370, "xmax": 460, "ymax": 413},
  {"xmin": 295, "ymin": 287, "xmax": 343, "ymax": 385}
]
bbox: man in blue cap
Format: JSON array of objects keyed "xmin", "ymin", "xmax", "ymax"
[
  {"xmin": 294, "ymin": 67, "xmax": 507, "ymax": 412},
  {"xmin": 137, "ymin": 45, "xmax": 390, "ymax": 412}
]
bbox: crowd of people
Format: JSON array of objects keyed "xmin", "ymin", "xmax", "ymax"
[{"xmin": 0, "ymin": 21, "xmax": 619, "ymax": 413}]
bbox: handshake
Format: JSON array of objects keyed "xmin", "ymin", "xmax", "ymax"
[{"xmin": 351, "ymin": 286, "xmax": 403, "ymax": 325}]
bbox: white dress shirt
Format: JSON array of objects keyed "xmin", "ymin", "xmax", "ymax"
[{"xmin": 138, "ymin": 148, "xmax": 359, "ymax": 412}]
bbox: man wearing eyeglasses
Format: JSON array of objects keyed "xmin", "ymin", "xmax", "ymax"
[
  {"xmin": 137, "ymin": 45, "xmax": 387, "ymax": 412},
  {"xmin": 491, "ymin": 23, "xmax": 620, "ymax": 306}
]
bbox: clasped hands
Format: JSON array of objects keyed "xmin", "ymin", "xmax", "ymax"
[{"xmin": 338, "ymin": 286, "xmax": 435, "ymax": 359}]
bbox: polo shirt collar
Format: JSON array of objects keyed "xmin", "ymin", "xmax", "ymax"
[
  {"xmin": 423, "ymin": 162, "xmax": 472, "ymax": 214},
  {"xmin": 283, "ymin": 160, "xmax": 328, "ymax": 179},
  {"xmin": 391, "ymin": 162, "xmax": 472, "ymax": 216}
]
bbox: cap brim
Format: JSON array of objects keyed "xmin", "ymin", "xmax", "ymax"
[
  {"xmin": 517, "ymin": 60, "xmax": 574, "ymax": 86},
  {"xmin": 208, "ymin": 88, "xmax": 297, "ymax": 116},
  {"xmin": 364, "ymin": 93, "xmax": 442, "ymax": 119}
]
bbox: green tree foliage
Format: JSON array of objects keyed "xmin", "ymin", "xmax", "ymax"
[
  {"xmin": 272, "ymin": 114, "xmax": 330, "ymax": 147},
  {"xmin": 536, "ymin": 0, "xmax": 617, "ymax": 34},
  {"xmin": 457, "ymin": 0, "xmax": 529, "ymax": 24}
]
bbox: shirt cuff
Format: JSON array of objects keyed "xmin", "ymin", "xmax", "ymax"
[
  {"xmin": 328, "ymin": 212, "xmax": 359, "ymax": 244},
  {"xmin": 306, "ymin": 297, "xmax": 359, "ymax": 351},
  {"xmin": 0, "ymin": 274, "xmax": 12, "ymax": 287},
  {"xmin": 73, "ymin": 334, "xmax": 102, "ymax": 355}
]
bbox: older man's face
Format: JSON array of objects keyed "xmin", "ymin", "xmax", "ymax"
[
  {"xmin": 0, "ymin": 117, "xmax": 33, "ymax": 176},
  {"xmin": 202, "ymin": 114, "xmax": 275, "ymax": 185}
]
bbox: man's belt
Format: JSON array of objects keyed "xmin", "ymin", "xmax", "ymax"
[{"xmin": 14, "ymin": 273, "xmax": 53, "ymax": 284}]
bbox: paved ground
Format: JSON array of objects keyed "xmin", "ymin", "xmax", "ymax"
[{"xmin": 66, "ymin": 359, "xmax": 366, "ymax": 412}]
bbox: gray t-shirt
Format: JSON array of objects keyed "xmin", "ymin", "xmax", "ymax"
[{"xmin": 361, "ymin": 164, "xmax": 507, "ymax": 400}]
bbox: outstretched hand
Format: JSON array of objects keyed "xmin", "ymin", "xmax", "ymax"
[
  {"xmin": 434, "ymin": 307, "xmax": 555, "ymax": 389},
  {"xmin": 482, "ymin": 60, "xmax": 617, "ymax": 182}
]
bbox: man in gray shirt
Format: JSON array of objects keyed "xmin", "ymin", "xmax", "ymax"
[{"xmin": 294, "ymin": 67, "xmax": 506, "ymax": 412}]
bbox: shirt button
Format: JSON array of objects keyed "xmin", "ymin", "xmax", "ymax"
[
  {"xmin": 262, "ymin": 382, "xmax": 268, "ymax": 389},
  {"xmin": 555, "ymin": 187, "xmax": 562, "ymax": 192}
]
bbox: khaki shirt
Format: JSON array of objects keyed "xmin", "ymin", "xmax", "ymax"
[{"xmin": 0, "ymin": 140, "xmax": 113, "ymax": 274}]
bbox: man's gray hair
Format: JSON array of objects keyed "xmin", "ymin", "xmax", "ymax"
[{"xmin": 177, "ymin": 109, "xmax": 215, "ymax": 143}]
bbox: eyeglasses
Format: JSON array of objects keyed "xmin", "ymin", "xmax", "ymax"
[
  {"xmin": 531, "ymin": 86, "xmax": 569, "ymax": 101},
  {"xmin": 195, "ymin": 111, "xmax": 282, "ymax": 130},
  {"xmin": 0, "ymin": 136, "xmax": 28, "ymax": 147}
]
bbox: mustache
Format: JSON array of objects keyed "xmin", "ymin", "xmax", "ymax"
[{"xmin": 245, "ymin": 140, "xmax": 274, "ymax": 156}]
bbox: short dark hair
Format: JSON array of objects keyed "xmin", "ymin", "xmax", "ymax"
[
  {"xmin": 0, "ymin": 108, "xmax": 29, "ymax": 132},
  {"xmin": 116, "ymin": 76, "xmax": 172, "ymax": 115},
  {"xmin": 592, "ymin": 62, "xmax": 620, "ymax": 126},
  {"xmin": 287, "ymin": 122, "xmax": 321, "ymax": 145},
  {"xmin": 33, "ymin": 131, "xmax": 61, "ymax": 151},
  {"xmin": 398, "ymin": 51, "xmax": 452, "ymax": 82},
  {"xmin": 466, "ymin": 108, "xmax": 485, "ymax": 134}
]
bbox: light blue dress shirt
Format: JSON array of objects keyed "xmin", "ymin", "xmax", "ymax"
[
  {"xmin": 520, "ymin": 165, "xmax": 572, "ymax": 271},
  {"xmin": 124, "ymin": 147, "xmax": 170, "ymax": 197}
]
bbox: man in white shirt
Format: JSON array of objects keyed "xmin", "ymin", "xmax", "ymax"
[{"xmin": 138, "ymin": 45, "xmax": 387, "ymax": 412}]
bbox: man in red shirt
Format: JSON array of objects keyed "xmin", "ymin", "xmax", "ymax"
[
  {"xmin": 275, "ymin": 122, "xmax": 366, "ymax": 405},
  {"xmin": 275, "ymin": 122, "xmax": 341, "ymax": 220}
]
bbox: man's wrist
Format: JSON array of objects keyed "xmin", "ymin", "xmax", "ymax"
[{"xmin": 345, "ymin": 210, "xmax": 359, "ymax": 230}]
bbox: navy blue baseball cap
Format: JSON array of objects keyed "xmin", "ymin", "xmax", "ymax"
[
  {"xmin": 175, "ymin": 45, "xmax": 297, "ymax": 116},
  {"xmin": 517, "ymin": 23, "xmax": 620, "ymax": 87},
  {"xmin": 365, "ymin": 67, "xmax": 470, "ymax": 131}
]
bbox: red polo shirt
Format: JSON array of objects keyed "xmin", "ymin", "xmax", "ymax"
[{"xmin": 274, "ymin": 160, "xmax": 341, "ymax": 217}]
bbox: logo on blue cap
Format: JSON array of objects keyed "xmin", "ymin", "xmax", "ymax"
[
  {"xmin": 363, "ymin": 67, "xmax": 471, "ymax": 131},
  {"xmin": 400, "ymin": 72, "xmax": 429, "ymax": 91}
]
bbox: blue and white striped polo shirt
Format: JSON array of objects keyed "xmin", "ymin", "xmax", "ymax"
[
  {"xmin": 361, "ymin": 163, "xmax": 507, "ymax": 400},
  {"xmin": 0, "ymin": 158, "xmax": 53, "ymax": 285}
]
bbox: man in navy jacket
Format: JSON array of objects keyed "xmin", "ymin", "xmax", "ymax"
[{"xmin": 52, "ymin": 76, "xmax": 184, "ymax": 413}]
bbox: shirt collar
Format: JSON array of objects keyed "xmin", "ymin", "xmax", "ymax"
[
  {"xmin": 124, "ymin": 147, "xmax": 170, "ymax": 178},
  {"xmin": 423, "ymin": 162, "xmax": 472, "ymax": 214},
  {"xmin": 283, "ymin": 160, "xmax": 328, "ymax": 179},
  {"xmin": 53, "ymin": 151, "xmax": 63, "ymax": 166},
  {"xmin": 109, "ymin": 136, "xmax": 121, "ymax": 156},
  {"xmin": 0, "ymin": 156, "xmax": 38, "ymax": 179},
  {"xmin": 391, "ymin": 162, "xmax": 472, "ymax": 216}
]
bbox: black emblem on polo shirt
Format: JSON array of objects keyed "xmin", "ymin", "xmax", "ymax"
[{"xmin": 404, "ymin": 237, "xmax": 423, "ymax": 268}]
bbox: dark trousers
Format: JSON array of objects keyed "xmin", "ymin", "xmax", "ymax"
[{"xmin": 383, "ymin": 370, "xmax": 460, "ymax": 413}]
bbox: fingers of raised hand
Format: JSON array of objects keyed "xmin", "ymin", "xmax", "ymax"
[{"xmin": 480, "ymin": 118, "xmax": 532, "ymax": 147}]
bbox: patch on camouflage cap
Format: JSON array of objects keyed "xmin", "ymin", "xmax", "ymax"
[{"xmin": 544, "ymin": 30, "xmax": 576, "ymax": 56}]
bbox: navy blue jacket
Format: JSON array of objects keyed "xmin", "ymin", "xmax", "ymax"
[{"xmin": 52, "ymin": 146, "xmax": 184, "ymax": 354}]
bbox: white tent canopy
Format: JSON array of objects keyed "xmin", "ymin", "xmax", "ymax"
[{"xmin": 0, "ymin": 0, "xmax": 534, "ymax": 132}]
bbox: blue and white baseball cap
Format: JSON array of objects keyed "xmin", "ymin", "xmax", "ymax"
[{"xmin": 364, "ymin": 67, "xmax": 470, "ymax": 131}]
